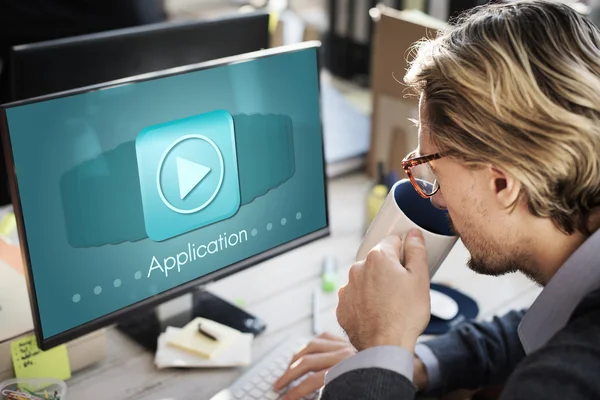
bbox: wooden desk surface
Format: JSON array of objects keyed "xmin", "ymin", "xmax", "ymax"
[{"xmin": 67, "ymin": 172, "xmax": 541, "ymax": 399}]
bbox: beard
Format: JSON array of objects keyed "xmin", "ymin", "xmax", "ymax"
[{"xmin": 446, "ymin": 213, "xmax": 543, "ymax": 284}]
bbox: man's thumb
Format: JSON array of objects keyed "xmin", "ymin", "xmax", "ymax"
[{"xmin": 404, "ymin": 229, "xmax": 428, "ymax": 277}]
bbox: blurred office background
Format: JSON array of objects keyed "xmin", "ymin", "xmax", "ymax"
[{"xmin": 0, "ymin": 0, "xmax": 595, "ymax": 201}]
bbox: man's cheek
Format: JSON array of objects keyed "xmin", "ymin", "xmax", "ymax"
[{"xmin": 445, "ymin": 210, "xmax": 460, "ymax": 236}]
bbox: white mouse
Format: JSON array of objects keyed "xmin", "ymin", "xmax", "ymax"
[{"xmin": 430, "ymin": 289, "xmax": 459, "ymax": 320}]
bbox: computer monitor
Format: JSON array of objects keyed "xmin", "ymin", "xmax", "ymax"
[
  {"xmin": 8, "ymin": 11, "xmax": 270, "ymax": 102},
  {"xmin": 0, "ymin": 42, "xmax": 329, "ymax": 350}
]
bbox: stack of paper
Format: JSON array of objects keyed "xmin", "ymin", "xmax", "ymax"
[{"xmin": 155, "ymin": 318, "xmax": 253, "ymax": 369}]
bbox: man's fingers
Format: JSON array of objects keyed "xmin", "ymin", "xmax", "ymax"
[
  {"xmin": 273, "ymin": 354, "xmax": 323, "ymax": 390},
  {"xmin": 372, "ymin": 234, "xmax": 403, "ymax": 261},
  {"xmin": 274, "ymin": 364, "xmax": 301, "ymax": 391},
  {"xmin": 281, "ymin": 370, "xmax": 326, "ymax": 400},
  {"xmin": 403, "ymin": 229, "xmax": 429, "ymax": 278},
  {"xmin": 317, "ymin": 331, "xmax": 347, "ymax": 342},
  {"xmin": 274, "ymin": 353, "xmax": 343, "ymax": 391},
  {"xmin": 287, "ymin": 338, "xmax": 349, "ymax": 366}
]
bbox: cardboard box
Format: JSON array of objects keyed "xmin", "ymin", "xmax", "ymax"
[
  {"xmin": 388, "ymin": 124, "xmax": 411, "ymax": 176},
  {"xmin": 367, "ymin": 6, "xmax": 447, "ymax": 177}
]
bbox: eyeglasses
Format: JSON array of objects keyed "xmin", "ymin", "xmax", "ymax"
[{"xmin": 401, "ymin": 150, "xmax": 443, "ymax": 198}]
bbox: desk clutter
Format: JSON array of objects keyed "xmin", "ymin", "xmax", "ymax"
[
  {"xmin": 1, "ymin": 335, "xmax": 71, "ymax": 398},
  {"xmin": 9, "ymin": 336, "xmax": 70, "ymax": 383},
  {"xmin": 0, "ymin": 378, "xmax": 67, "ymax": 400},
  {"xmin": 155, "ymin": 318, "xmax": 254, "ymax": 369},
  {"xmin": 1, "ymin": 318, "xmax": 254, "ymax": 398}
]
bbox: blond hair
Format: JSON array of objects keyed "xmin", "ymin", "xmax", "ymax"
[{"xmin": 404, "ymin": 0, "xmax": 600, "ymax": 235}]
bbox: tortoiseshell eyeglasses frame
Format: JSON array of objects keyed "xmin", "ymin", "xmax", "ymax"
[{"xmin": 401, "ymin": 151, "xmax": 444, "ymax": 198}]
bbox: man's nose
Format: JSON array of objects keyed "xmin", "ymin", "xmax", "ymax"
[{"xmin": 430, "ymin": 191, "xmax": 447, "ymax": 210}]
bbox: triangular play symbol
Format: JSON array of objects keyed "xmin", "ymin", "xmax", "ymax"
[{"xmin": 176, "ymin": 156, "xmax": 211, "ymax": 200}]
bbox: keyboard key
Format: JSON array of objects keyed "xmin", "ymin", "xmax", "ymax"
[
  {"xmin": 271, "ymin": 369, "xmax": 283, "ymax": 379},
  {"xmin": 265, "ymin": 391, "xmax": 280, "ymax": 400},
  {"xmin": 243, "ymin": 383, "xmax": 253, "ymax": 392},
  {"xmin": 249, "ymin": 389, "xmax": 263, "ymax": 399},
  {"xmin": 234, "ymin": 390, "xmax": 246, "ymax": 399},
  {"xmin": 258, "ymin": 382, "xmax": 271, "ymax": 391},
  {"xmin": 267, "ymin": 363, "xmax": 279, "ymax": 373},
  {"xmin": 252, "ymin": 376, "xmax": 261, "ymax": 384},
  {"xmin": 260, "ymin": 369, "xmax": 270, "ymax": 377}
]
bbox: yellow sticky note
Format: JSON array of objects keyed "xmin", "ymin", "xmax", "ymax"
[
  {"xmin": 0, "ymin": 212, "xmax": 16, "ymax": 237},
  {"xmin": 10, "ymin": 335, "xmax": 71, "ymax": 381}
]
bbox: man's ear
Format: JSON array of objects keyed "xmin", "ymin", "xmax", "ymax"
[{"xmin": 489, "ymin": 166, "xmax": 521, "ymax": 208}]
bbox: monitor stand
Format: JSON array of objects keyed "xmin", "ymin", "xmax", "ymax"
[{"xmin": 115, "ymin": 287, "xmax": 267, "ymax": 351}]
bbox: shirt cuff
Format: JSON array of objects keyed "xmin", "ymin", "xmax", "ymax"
[
  {"xmin": 414, "ymin": 343, "xmax": 442, "ymax": 392},
  {"xmin": 324, "ymin": 345, "xmax": 414, "ymax": 385}
]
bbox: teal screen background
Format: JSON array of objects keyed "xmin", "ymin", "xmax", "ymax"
[{"xmin": 4, "ymin": 48, "xmax": 327, "ymax": 339}]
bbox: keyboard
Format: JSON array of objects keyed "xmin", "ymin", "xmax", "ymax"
[{"xmin": 209, "ymin": 335, "xmax": 319, "ymax": 400}]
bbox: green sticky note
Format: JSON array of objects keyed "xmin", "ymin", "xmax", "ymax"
[{"xmin": 11, "ymin": 335, "xmax": 71, "ymax": 381}]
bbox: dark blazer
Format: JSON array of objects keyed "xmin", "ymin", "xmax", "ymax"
[{"xmin": 320, "ymin": 288, "xmax": 600, "ymax": 399}]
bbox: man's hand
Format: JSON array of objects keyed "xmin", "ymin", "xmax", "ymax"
[
  {"xmin": 336, "ymin": 229, "xmax": 431, "ymax": 352},
  {"xmin": 273, "ymin": 332, "xmax": 356, "ymax": 400}
]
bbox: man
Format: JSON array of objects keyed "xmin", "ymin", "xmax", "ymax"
[{"xmin": 273, "ymin": 0, "xmax": 600, "ymax": 398}]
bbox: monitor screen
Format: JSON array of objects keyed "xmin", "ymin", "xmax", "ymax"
[{"xmin": 0, "ymin": 43, "xmax": 328, "ymax": 348}]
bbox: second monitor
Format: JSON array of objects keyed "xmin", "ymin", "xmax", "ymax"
[{"xmin": 9, "ymin": 11, "xmax": 271, "ymax": 102}]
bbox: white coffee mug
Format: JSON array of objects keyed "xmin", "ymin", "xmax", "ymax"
[{"xmin": 356, "ymin": 179, "xmax": 458, "ymax": 278}]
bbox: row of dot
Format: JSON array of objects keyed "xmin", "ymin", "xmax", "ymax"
[
  {"xmin": 250, "ymin": 212, "xmax": 302, "ymax": 237},
  {"xmin": 72, "ymin": 270, "xmax": 142, "ymax": 303},
  {"xmin": 71, "ymin": 212, "xmax": 303, "ymax": 303}
]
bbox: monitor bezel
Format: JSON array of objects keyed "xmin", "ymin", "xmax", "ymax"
[
  {"xmin": 8, "ymin": 10, "xmax": 271, "ymax": 102},
  {"xmin": 0, "ymin": 41, "xmax": 330, "ymax": 350}
]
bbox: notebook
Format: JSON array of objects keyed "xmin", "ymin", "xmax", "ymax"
[
  {"xmin": 166, "ymin": 317, "xmax": 242, "ymax": 359},
  {"xmin": 156, "ymin": 326, "xmax": 252, "ymax": 369}
]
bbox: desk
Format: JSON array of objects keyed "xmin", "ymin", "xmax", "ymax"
[{"xmin": 66, "ymin": 172, "xmax": 541, "ymax": 399}]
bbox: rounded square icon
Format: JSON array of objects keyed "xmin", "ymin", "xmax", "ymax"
[{"xmin": 135, "ymin": 110, "xmax": 241, "ymax": 241}]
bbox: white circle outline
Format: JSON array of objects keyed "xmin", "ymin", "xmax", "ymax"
[{"xmin": 156, "ymin": 134, "xmax": 224, "ymax": 214}]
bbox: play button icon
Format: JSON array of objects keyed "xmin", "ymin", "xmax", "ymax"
[
  {"xmin": 176, "ymin": 157, "xmax": 211, "ymax": 200},
  {"xmin": 135, "ymin": 109, "xmax": 240, "ymax": 241},
  {"xmin": 155, "ymin": 133, "xmax": 225, "ymax": 215}
]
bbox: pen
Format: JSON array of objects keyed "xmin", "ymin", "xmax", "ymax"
[
  {"xmin": 197, "ymin": 323, "xmax": 219, "ymax": 341},
  {"xmin": 312, "ymin": 288, "xmax": 321, "ymax": 335}
]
